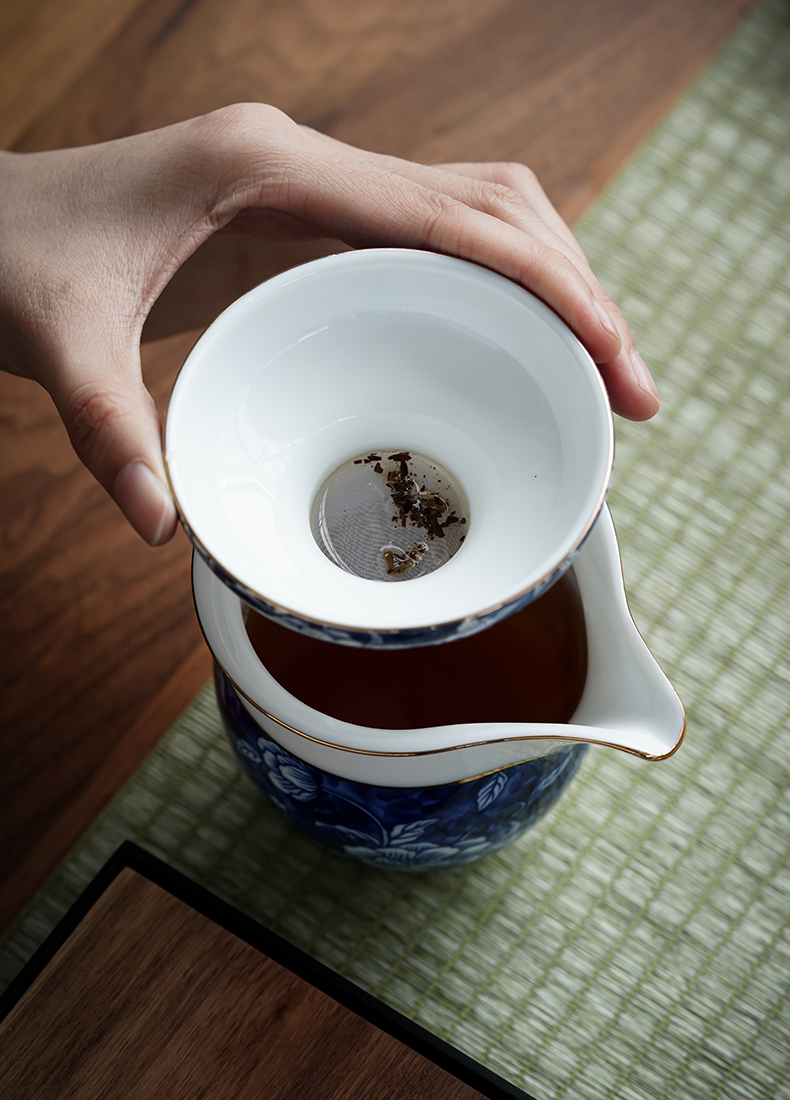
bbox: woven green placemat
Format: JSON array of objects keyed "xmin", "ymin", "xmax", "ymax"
[{"xmin": 3, "ymin": 3, "xmax": 790, "ymax": 1097}]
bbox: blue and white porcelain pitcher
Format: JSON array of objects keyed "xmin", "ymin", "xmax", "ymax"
[{"xmin": 193, "ymin": 505, "xmax": 685, "ymax": 871}]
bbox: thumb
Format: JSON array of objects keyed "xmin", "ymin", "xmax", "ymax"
[{"xmin": 54, "ymin": 367, "xmax": 178, "ymax": 546}]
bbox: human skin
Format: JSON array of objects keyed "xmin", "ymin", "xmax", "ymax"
[{"xmin": 0, "ymin": 103, "xmax": 659, "ymax": 546}]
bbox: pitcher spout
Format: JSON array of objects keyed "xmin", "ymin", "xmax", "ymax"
[
  {"xmin": 422, "ymin": 505, "xmax": 686, "ymax": 778},
  {"xmin": 569, "ymin": 505, "xmax": 686, "ymax": 759}
]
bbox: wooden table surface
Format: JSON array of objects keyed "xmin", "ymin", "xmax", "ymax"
[
  {"xmin": 0, "ymin": 0, "xmax": 754, "ymax": 935},
  {"xmin": 0, "ymin": 848, "xmax": 509, "ymax": 1098}
]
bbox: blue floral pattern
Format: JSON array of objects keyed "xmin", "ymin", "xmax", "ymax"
[
  {"xmin": 195, "ymin": 532, "xmax": 589, "ymax": 648},
  {"xmin": 215, "ymin": 666, "xmax": 587, "ymax": 870}
]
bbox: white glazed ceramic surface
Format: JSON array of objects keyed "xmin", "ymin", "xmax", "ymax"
[
  {"xmin": 168, "ymin": 249, "xmax": 614, "ymax": 642},
  {"xmin": 192, "ymin": 506, "xmax": 686, "ymax": 787}
]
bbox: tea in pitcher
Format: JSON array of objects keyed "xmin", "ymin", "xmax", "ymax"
[{"xmin": 244, "ymin": 570, "xmax": 587, "ymax": 730}]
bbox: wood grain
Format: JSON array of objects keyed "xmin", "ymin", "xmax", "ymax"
[
  {"xmin": 0, "ymin": 334, "xmax": 209, "ymax": 932},
  {"xmin": 0, "ymin": 867, "xmax": 487, "ymax": 1099},
  {"xmin": 0, "ymin": 0, "xmax": 755, "ymax": 933},
  {"xmin": 9, "ymin": 0, "xmax": 755, "ymax": 223},
  {"xmin": 0, "ymin": 0, "xmax": 144, "ymax": 149}
]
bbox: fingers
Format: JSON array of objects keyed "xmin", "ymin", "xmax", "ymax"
[
  {"xmin": 349, "ymin": 155, "xmax": 660, "ymax": 417},
  {"xmin": 433, "ymin": 162, "xmax": 582, "ymax": 253},
  {"xmin": 258, "ymin": 154, "xmax": 620, "ymax": 366},
  {"xmin": 456, "ymin": 163, "xmax": 660, "ymax": 418},
  {"xmin": 53, "ymin": 361, "xmax": 177, "ymax": 546},
  {"xmin": 272, "ymin": 130, "xmax": 658, "ymax": 418},
  {"xmin": 596, "ymin": 348, "xmax": 660, "ymax": 421},
  {"xmin": 194, "ymin": 109, "xmax": 657, "ymax": 417},
  {"xmin": 422, "ymin": 160, "xmax": 661, "ymax": 419}
]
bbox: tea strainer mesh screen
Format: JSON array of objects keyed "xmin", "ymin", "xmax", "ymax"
[{"xmin": 310, "ymin": 450, "xmax": 469, "ymax": 583}]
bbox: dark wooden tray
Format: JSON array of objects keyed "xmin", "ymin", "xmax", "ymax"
[{"xmin": 0, "ymin": 843, "xmax": 530, "ymax": 1100}]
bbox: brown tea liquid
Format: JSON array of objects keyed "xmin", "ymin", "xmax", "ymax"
[{"xmin": 244, "ymin": 570, "xmax": 588, "ymax": 729}]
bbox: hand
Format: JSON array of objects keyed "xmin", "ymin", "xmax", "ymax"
[{"xmin": 0, "ymin": 103, "xmax": 658, "ymax": 545}]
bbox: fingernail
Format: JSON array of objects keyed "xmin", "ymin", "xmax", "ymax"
[
  {"xmin": 630, "ymin": 349, "xmax": 660, "ymax": 404},
  {"xmin": 593, "ymin": 297, "xmax": 619, "ymax": 340},
  {"xmin": 113, "ymin": 460, "xmax": 177, "ymax": 546}
]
